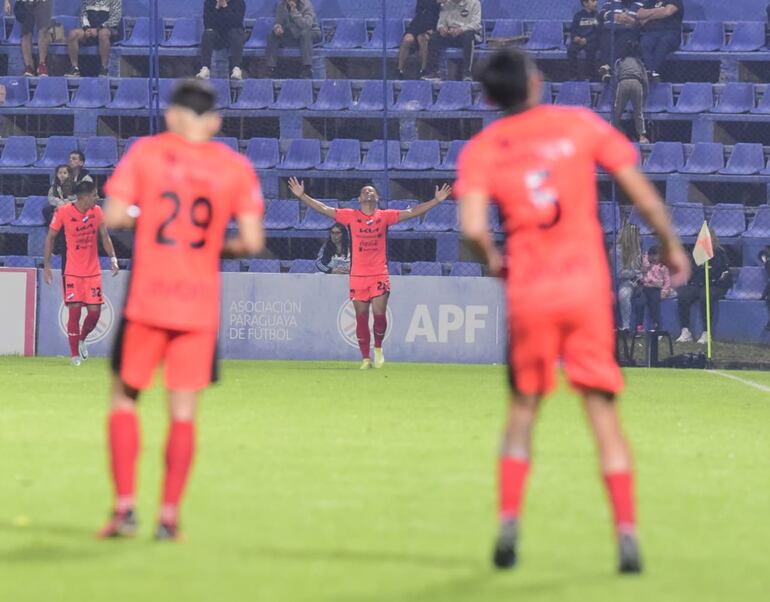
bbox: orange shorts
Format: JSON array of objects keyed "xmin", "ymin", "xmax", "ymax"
[
  {"xmin": 112, "ymin": 319, "xmax": 219, "ymax": 391},
  {"xmin": 62, "ymin": 274, "xmax": 103, "ymax": 305},
  {"xmin": 349, "ymin": 275, "xmax": 390, "ymax": 302},
  {"xmin": 508, "ymin": 303, "xmax": 623, "ymax": 397}
]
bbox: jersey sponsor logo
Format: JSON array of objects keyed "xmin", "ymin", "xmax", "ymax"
[
  {"xmin": 57, "ymin": 293, "xmax": 115, "ymax": 344},
  {"xmin": 337, "ymin": 300, "xmax": 393, "ymax": 348}
]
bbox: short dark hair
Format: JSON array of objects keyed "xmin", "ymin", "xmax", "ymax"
[
  {"xmin": 74, "ymin": 179, "xmax": 96, "ymax": 196},
  {"xmin": 169, "ymin": 79, "xmax": 217, "ymax": 115},
  {"xmin": 69, "ymin": 150, "xmax": 85, "ymax": 162},
  {"xmin": 479, "ymin": 48, "xmax": 537, "ymax": 111}
]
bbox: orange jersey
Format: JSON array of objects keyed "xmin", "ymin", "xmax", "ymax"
[
  {"xmin": 455, "ymin": 105, "xmax": 638, "ymax": 316},
  {"xmin": 104, "ymin": 132, "xmax": 264, "ymax": 332},
  {"xmin": 49, "ymin": 203, "xmax": 104, "ymax": 277},
  {"xmin": 335, "ymin": 208, "xmax": 400, "ymax": 277}
]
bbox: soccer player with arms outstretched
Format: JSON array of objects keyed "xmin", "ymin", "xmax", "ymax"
[
  {"xmin": 99, "ymin": 80, "xmax": 265, "ymax": 540},
  {"xmin": 43, "ymin": 179, "xmax": 119, "ymax": 366},
  {"xmin": 289, "ymin": 178, "xmax": 451, "ymax": 369},
  {"xmin": 456, "ymin": 49, "xmax": 691, "ymax": 573}
]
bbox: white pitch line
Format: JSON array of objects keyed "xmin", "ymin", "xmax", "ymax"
[{"xmin": 708, "ymin": 370, "xmax": 770, "ymax": 393}]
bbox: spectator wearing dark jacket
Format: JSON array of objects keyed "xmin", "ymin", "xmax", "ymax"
[
  {"xmin": 598, "ymin": 0, "xmax": 643, "ymax": 82},
  {"xmin": 567, "ymin": 0, "xmax": 602, "ymax": 80},
  {"xmin": 637, "ymin": 0, "xmax": 683, "ymax": 81},
  {"xmin": 265, "ymin": 0, "xmax": 321, "ymax": 78},
  {"xmin": 397, "ymin": 0, "xmax": 441, "ymax": 79},
  {"xmin": 197, "ymin": 0, "xmax": 246, "ymax": 80},
  {"xmin": 315, "ymin": 223, "xmax": 351, "ymax": 274}
]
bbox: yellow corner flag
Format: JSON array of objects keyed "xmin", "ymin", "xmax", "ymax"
[{"xmin": 693, "ymin": 221, "xmax": 714, "ymax": 266}]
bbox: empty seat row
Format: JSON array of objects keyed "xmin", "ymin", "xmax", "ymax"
[
  {"xmin": 0, "ymin": 136, "xmax": 118, "ymax": 168},
  {"xmin": 642, "ymin": 141, "xmax": 770, "ymax": 176}
]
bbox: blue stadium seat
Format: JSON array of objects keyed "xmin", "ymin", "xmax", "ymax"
[
  {"xmin": 288, "ymin": 259, "xmax": 317, "ymax": 273},
  {"xmin": 263, "ymin": 200, "xmax": 300, "ymax": 229},
  {"xmin": 246, "ymin": 137, "xmax": 280, "ymax": 169},
  {"xmin": 359, "ymin": 140, "xmax": 401, "ymax": 170},
  {"xmin": 27, "ymin": 77, "xmax": 69, "ymax": 108},
  {"xmin": 352, "ymin": 80, "xmax": 393, "ymax": 111},
  {"xmin": 318, "ymin": 139, "xmax": 361, "ymax": 170},
  {"xmin": 279, "ymin": 139, "xmax": 321, "ymax": 169},
  {"xmin": 0, "ymin": 77, "xmax": 30, "ymax": 107},
  {"xmin": 2, "ymin": 255, "xmax": 37, "ymax": 268},
  {"xmin": 482, "ymin": 20, "xmax": 524, "ymax": 47},
  {"xmin": 401, "ymin": 140, "xmax": 441, "ymax": 170},
  {"xmin": 11, "ymin": 196, "xmax": 48, "ymax": 226},
  {"xmin": 0, "ymin": 195, "xmax": 15, "ymax": 225},
  {"xmin": 362, "ymin": 19, "xmax": 404, "ymax": 49},
  {"xmin": 643, "ymin": 142, "xmax": 685, "ymax": 174},
  {"xmin": 6, "ymin": 18, "xmax": 23, "ymax": 45},
  {"xmin": 680, "ymin": 142, "xmax": 724, "ymax": 174},
  {"xmin": 83, "ymin": 137, "xmax": 118, "ymax": 168},
  {"xmin": 628, "ymin": 206, "xmax": 653, "ymax": 234},
  {"xmin": 722, "ymin": 21, "xmax": 765, "ymax": 52},
  {"xmin": 523, "ymin": 20, "xmax": 565, "ymax": 50},
  {"xmin": 245, "ymin": 259, "xmax": 281, "ymax": 273},
  {"xmin": 450, "ymin": 262, "xmax": 483, "ymax": 277},
  {"xmin": 210, "ymin": 78, "xmax": 231, "ymax": 108},
  {"xmin": 393, "ymin": 80, "xmax": 433, "ymax": 111},
  {"xmin": 440, "ymin": 140, "xmax": 466, "ymax": 171},
  {"xmin": 473, "ymin": 91, "xmax": 498, "ymax": 111},
  {"xmin": 719, "ymin": 143, "xmax": 764, "ymax": 175},
  {"xmin": 681, "ymin": 21, "xmax": 723, "ymax": 51},
  {"xmin": 0, "ymin": 136, "xmax": 37, "ymax": 167},
  {"xmin": 388, "ymin": 261, "xmax": 402, "ymax": 275},
  {"xmin": 709, "ymin": 204, "xmax": 746, "ymax": 237},
  {"xmin": 34, "ymin": 136, "xmax": 78, "ymax": 168},
  {"xmin": 670, "ymin": 82, "xmax": 714, "ymax": 113},
  {"xmin": 432, "ymin": 81, "xmax": 472, "ymax": 111},
  {"xmin": 107, "ymin": 78, "xmax": 150, "ymax": 109},
  {"xmin": 244, "ymin": 18, "xmax": 273, "ymax": 48},
  {"xmin": 413, "ymin": 202, "xmax": 457, "ymax": 231},
  {"xmin": 540, "ymin": 81, "xmax": 553, "ymax": 104},
  {"xmin": 725, "ymin": 267, "xmax": 767, "ymax": 300},
  {"xmin": 325, "ymin": 19, "xmax": 367, "ymax": 49},
  {"xmin": 387, "ymin": 200, "xmax": 415, "ymax": 231},
  {"xmin": 644, "ymin": 82, "xmax": 674, "ymax": 113},
  {"xmin": 670, "ymin": 203, "xmax": 705, "ymax": 237},
  {"xmin": 158, "ymin": 78, "xmax": 176, "ymax": 109},
  {"xmin": 272, "ymin": 79, "xmax": 313, "ymax": 109},
  {"xmin": 310, "ymin": 80, "xmax": 353, "ymax": 110},
  {"xmin": 0, "ymin": 16, "xmax": 5, "ymax": 42},
  {"xmin": 162, "ymin": 18, "xmax": 203, "ymax": 47},
  {"xmin": 231, "ymin": 79, "xmax": 273, "ymax": 109},
  {"xmin": 213, "ymin": 137, "xmax": 239, "ymax": 152},
  {"xmin": 408, "ymin": 261, "xmax": 443, "ymax": 276},
  {"xmin": 712, "ymin": 83, "xmax": 755, "ymax": 113},
  {"xmin": 599, "ymin": 202, "xmax": 621, "ymax": 234},
  {"xmin": 220, "ymin": 259, "xmax": 242, "ymax": 272},
  {"xmin": 49, "ymin": 255, "xmax": 62, "ymax": 269},
  {"xmin": 68, "ymin": 78, "xmax": 110, "ymax": 108},
  {"xmin": 123, "ymin": 137, "xmax": 141, "ymax": 156},
  {"xmin": 298, "ymin": 201, "xmax": 338, "ymax": 230},
  {"xmin": 744, "ymin": 206, "xmax": 770, "ymax": 237},
  {"xmin": 121, "ymin": 17, "xmax": 153, "ymax": 46},
  {"xmin": 554, "ymin": 81, "xmax": 591, "ymax": 107},
  {"xmin": 596, "ymin": 85, "xmax": 615, "ymax": 113}
]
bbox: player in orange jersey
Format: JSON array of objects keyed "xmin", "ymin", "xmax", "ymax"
[
  {"xmin": 98, "ymin": 80, "xmax": 265, "ymax": 540},
  {"xmin": 289, "ymin": 177, "xmax": 451, "ymax": 369},
  {"xmin": 43, "ymin": 179, "xmax": 119, "ymax": 366},
  {"xmin": 456, "ymin": 49, "xmax": 691, "ymax": 573}
]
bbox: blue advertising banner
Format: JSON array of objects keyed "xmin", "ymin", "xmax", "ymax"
[{"xmin": 37, "ymin": 271, "xmax": 508, "ymax": 364}]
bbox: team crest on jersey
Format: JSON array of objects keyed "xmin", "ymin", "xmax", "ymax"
[
  {"xmin": 337, "ymin": 300, "xmax": 393, "ymax": 348},
  {"xmin": 58, "ymin": 294, "xmax": 115, "ymax": 345}
]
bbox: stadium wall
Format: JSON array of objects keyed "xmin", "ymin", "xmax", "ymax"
[{"xmin": 0, "ymin": 268, "xmax": 36, "ymax": 356}]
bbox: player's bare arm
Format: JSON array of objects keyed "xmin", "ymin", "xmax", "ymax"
[
  {"xmin": 614, "ymin": 165, "xmax": 691, "ymax": 286},
  {"xmin": 42, "ymin": 227, "xmax": 57, "ymax": 285},
  {"xmin": 222, "ymin": 214, "xmax": 265, "ymax": 258},
  {"xmin": 288, "ymin": 177, "xmax": 336, "ymax": 219},
  {"xmin": 397, "ymin": 184, "xmax": 452, "ymax": 223},
  {"xmin": 459, "ymin": 191, "xmax": 504, "ymax": 277},
  {"xmin": 103, "ymin": 196, "xmax": 137, "ymax": 230},
  {"xmin": 99, "ymin": 223, "xmax": 120, "ymax": 276}
]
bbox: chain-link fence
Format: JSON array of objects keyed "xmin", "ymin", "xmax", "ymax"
[{"xmin": 1, "ymin": 0, "xmax": 769, "ymax": 367}]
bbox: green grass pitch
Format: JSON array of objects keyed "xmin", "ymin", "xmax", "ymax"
[{"xmin": 1, "ymin": 357, "xmax": 769, "ymax": 602}]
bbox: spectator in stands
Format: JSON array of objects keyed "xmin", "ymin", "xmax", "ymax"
[
  {"xmin": 632, "ymin": 245, "xmax": 673, "ymax": 331},
  {"xmin": 3, "ymin": 0, "xmax": 52, "ymax": 76},
  {"xmin": 567, "ymin": 0, "xmax": 602, "ymax": 81},
  {"xmin": 759, "ymin": 246, "xmax": 770, "ymax": 330},
  {"xmin": 397, "ymin": 0, "xmax": 441, "ymax": 79},
  {"xmin": 69, "ymin": 150, "xmax": 93, "ymax": 184},
  {"xmin": 264, "ymin": 0, "xmax": 321, "ymax": 79},
  {"xmin": 598, "ymin": 0, "xmax": 643, "ymax": 83},
  {"xmin": 315, "ymin": 223, "xmax": 351, "ymax": 274},
  {"xmin": 613, "ymin": 223, "xmax": 643, "ymax": 331},
  {"xmin": 47, "ymin": 164, "xmax": 75, "ymax": 208},
  {"xmin": 421, "ymin": 0, "xmax": 482, "ymax": 82},
  {"xmin": 65, "ymin": 0, "xmax": 122, "ymax": 77},
  {"xmin": 676, "ymin": 229, "xmax": 732, "ymax": 344},
  {"xmin": 197, "ymin": 0, "xmax": 246, "ymax": 81},
  {"xmin": 614, "ymin": 39, "xmax": 649, "ymax": 143},
  {"xmin": 637, "ymin": 1, "xmax": 683, "ymax": 82}
]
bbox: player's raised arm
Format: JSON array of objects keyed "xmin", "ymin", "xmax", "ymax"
[
  {"xmin": 288, "ymin": 177, "xmax": 336, "ymax": 219},
  {"xmin": 42, "ymin": 226, "xmax": 57, "ymax": 285},
  {"xmin": 99, "ymin": 223, "xmax": 120, "ymax": 276},
  {"xmin": 397, "ymin": 184, "xmax": 452, "ymax": 222},
  {"xmin": 614, "ymin": 165, "xmax": 691, "ymax": 287}
]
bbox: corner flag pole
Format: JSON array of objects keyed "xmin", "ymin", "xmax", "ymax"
[{"xmin": 704, "ymin": 258, "xmax": 712, "ymax": 359}]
